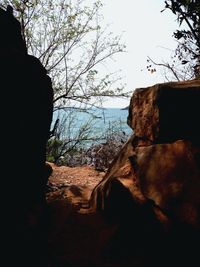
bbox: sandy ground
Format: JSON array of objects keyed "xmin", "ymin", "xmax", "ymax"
[
  {"xmin": 46, "ymin": 162, "xmax": 105, "ymax": 208},
  {"xmin": 45, "ymin": 163, "xmax": 124, "ymax": 267},
  {"xmin": 47, "ymin": 162, "xmax": 105, "ymax": 189}
]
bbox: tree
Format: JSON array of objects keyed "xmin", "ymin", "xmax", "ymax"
[
  {"xmin": 46, "ymin": 110, "xmax": 101, "ymax": 164},
  {"xmin": 0, "ymin": 0, "xmax": 130, "ymax": 163},
  {"xmin": 147, "ymin": 0, "xmax": 200, "ymax": 81},
  {"xmin": 0, "ymin": 0, "xmax": 128, "ymax": 107}
]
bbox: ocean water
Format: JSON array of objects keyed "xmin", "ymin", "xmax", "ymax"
[{"xmin": 52, "ymin": 107, "xmax": 133, "ymax": 145}]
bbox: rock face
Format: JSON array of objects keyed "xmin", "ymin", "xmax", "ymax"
[
  {"xmin": 134, "ymin": 140, "xmax": 200, "ymax": 227},
  {"xmin": 91, "ymin": 80, "xmax": 200, "ymax": 226},
  {"xmin": 90, "ymin": 79, "xmax": 200, "ymax": 266},
  {"xmin": 0, "ymin": 6, "xmax": 53, "ymax": 266},
  {"xmin": 128, "ymin": 80, "xmax": 200, "ymax": 143}
]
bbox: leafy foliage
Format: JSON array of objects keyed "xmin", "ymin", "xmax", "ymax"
[
  {"xmin": 0, "ymin": 0, "xmax": 128, "ymax": 108},
  {"xmin": 0, "ymin": 0, "xmax": 131, "ymax": 164},
  {"xmin": 148, "ymin": 0, "xmax": 200, "ymax": 80},
  {"xmin": 48, "ymin": 121, "xmax": 129, "ymax": 170},
  {"xmin": 46, "ymin": 109, "xmax": 101, "ymax": 164},
  {"xmin": 46, "ymin": 108, "xmax": 130, "ymax": 167}
]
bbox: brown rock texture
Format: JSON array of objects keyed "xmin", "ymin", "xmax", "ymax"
[
  {"xmin": 128, "ymin": 79, "xmax": 200, "ymax": 143},
  {"xmin": 90, "ymin": 135, "xmax": 146, "ymax": 212},
  {"xmin": 89, "ymin": 79, "xmax": 200, "ymax": 266},
  {"xmin": 133, "ymin": 140, "xmax": 200, "ymax": 228}
]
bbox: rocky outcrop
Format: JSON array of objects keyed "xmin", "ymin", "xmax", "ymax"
[
  {"xmin": 128, "ymin": 79, "xmax": 200, "ymax": 143},
  {"xmin": 133, "ymin": 140, "xmax": 200, "ymax": 228},
  {"xmin": 0, "ymin": 6, "xmax": 53, "ymax": 266},
  {"xmin": 91, "ymin": 80, "xmax": 200, "ymax": 223},
  {"xmin": 90, "ymin": 79, "xmax": 200, "ymax": 266}
]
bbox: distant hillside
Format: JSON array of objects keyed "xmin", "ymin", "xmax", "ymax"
[{"xmin": 121, "ymin": 106, "xmax": 129, "ymax": 110}]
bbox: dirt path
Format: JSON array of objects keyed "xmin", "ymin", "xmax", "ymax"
[
  {"xmin": 46, "ymin": 163, "xmax": 105, "ymax": 205},
  {"xmin": 46, "ymin": 163, "xmax": 123, "ymax": 267}
]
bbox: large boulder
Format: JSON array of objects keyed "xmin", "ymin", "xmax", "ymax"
[
  {"xmin": 90, "ymin": 140, "xmax": 200, "ymax": 265},
  {"xmin": 89, "ymin": 135, "xmax": 143, "ymax": 213},
  {"xmin": 0, "ymin": 6, "xmax": 53, "ymax": 266},
  {"xmin": 132, "ymin": 140, "xmax": 200, "ymax": 228},
  {"xmin": 89, "ymin": 134, "xmax": 169, "ymax": 225},
  {"xmin": 128, "ymin": 80, "xmax": 200, "ymax": 143},
  {"xmin": 90, "ymin": 80, "xmax": 200, "ymax": 261}
]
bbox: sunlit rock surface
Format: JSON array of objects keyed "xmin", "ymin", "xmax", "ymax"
[
  {"xmin": 128, "ymin": 79, "xmax": 200, "ymax": 143},
  {"xmin": 89, "ymin": 80, "xmax": 200, "ymax": 266},
  {"xmin": 91, "ymin": 80, "xmax": 200, "ymax": 227}
]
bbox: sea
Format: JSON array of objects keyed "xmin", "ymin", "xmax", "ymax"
[{"xmin": 52, "ymin": 107, "xmax": 133, "ymax": 146}]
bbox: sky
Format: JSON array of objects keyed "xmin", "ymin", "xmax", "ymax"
[{"xmin": 99, "ymin": 0, "xmax": 179, "ymax": 108}]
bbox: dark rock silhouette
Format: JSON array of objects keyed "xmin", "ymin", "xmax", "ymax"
[{"xmin": 0, "ymin": 6, "xmax": 53, "ymax": 266}]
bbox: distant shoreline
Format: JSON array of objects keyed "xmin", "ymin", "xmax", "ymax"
[{"xmin": 121, "ymin": 106, "xmax": 129, "ymax": 110}]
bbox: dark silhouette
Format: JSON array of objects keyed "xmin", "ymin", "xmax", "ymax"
[{"xmin": 0, "ymin": 5, "xmax": 53, "ymax": 266}]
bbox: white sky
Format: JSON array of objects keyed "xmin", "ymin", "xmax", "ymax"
[{"xmin": 100, "ymin": 0, "xmax": 179, "ymax": 108}]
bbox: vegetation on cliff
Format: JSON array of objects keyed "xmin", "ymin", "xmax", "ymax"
[{"xmin": 147, "ymin": 0, "xmax": 200, "ymax": 81}]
